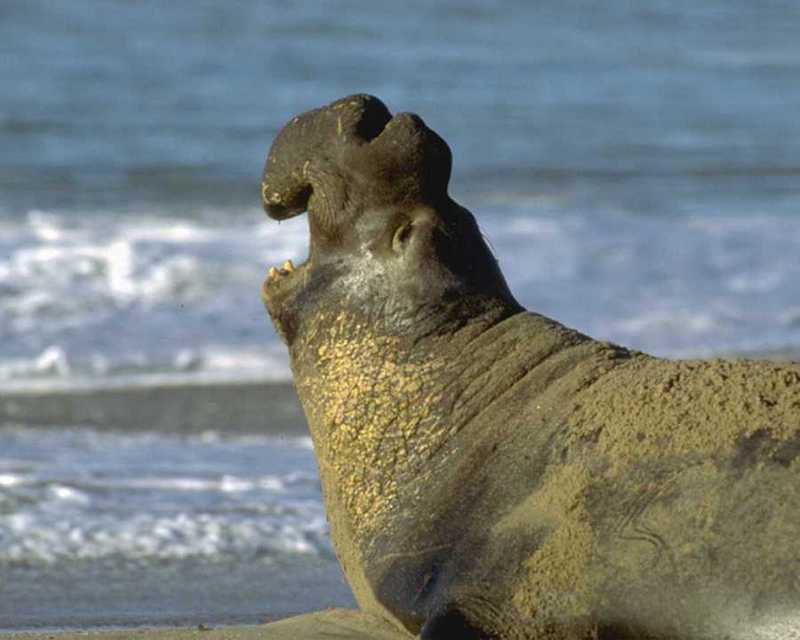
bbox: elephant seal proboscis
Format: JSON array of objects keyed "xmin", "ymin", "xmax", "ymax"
[{"xmin": 259, "ymin": 95, "xmax": 800, "ymax": 639}]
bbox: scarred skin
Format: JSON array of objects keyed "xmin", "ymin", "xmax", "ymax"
[{"xmin": 259, "ymin": 95, "xmax": 800, "ymax": 639}]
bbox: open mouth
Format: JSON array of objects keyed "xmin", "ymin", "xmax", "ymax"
[
  {"xmin": 261, "ymin": 253, "xmax": 310, "ymax": 305},
  {"xmin": 260, "ymin": 94, "xmax": 452, "ymax": 310},
  {"xmin": 268, "ymin": 258, "xmax": 297, "ymax": 282}
]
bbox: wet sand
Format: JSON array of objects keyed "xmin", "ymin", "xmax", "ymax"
[
  {"xmin": 0, "ymin": 379, "xmax": 305, "ymax": 434},
  {"xmin": 0, "ymin": 626, "xmax": 268, "ymax": 640},
  {"xmin": 0, "ymin": 609, "xmax": 411, "ymax": 640}
]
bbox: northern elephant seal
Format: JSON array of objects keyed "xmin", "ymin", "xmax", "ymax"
[{"xmin": 259, "ymin": 95, "xmax": 800, "ymax": 639}]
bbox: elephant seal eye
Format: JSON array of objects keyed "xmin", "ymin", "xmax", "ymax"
[{"xmin": 392, "ymin": 221, "xmax": 414, "ymax": 253}]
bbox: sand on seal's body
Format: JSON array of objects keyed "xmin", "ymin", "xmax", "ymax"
[{"xmin": 255, "ymin": 94, "xmax": 800, "ymax": 638}]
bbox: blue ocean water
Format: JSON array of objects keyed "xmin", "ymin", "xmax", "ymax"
[
  {"xmin": 2, "ymin": 0, "xmax": 800, "ymax": 388},
  {"xmin": 1, "ymin": 0, "xmax": 800, "ymax": 630},
  {"xmin": 0, "ymin": 427, "xmax": 355, "ymax": 630}
]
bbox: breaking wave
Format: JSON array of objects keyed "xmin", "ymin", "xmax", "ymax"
[
  {"xmin": 0, "ymin": 427, "xmax": 327, "ymax": 566},
  {"xmin": 2, "ymin": 204, "xmax": 799, "ymax": 396}
]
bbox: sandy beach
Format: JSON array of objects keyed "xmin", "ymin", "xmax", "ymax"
[
  {"xmin": 0, "ymin": 625, "xmax": 269, "ymax": 640},
  {"xmin": 0, "ymin": 609, "xmax": 412, "ymax": 640},
  {"xmin": 0, "ymin": 379, "xmax": 305, "ymax": 435},
  {"xmin": 0, "ymin": 624, "xmax": 295, "ymax": 640}
]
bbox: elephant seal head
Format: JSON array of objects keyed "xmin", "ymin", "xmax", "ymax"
[
  {"xmin": 260, "ymin": 94, "xmax": 519, "ymax": 347},
  {"xmin": 260, "ymin": 95, "xmax": 526, "ymax": 634}
]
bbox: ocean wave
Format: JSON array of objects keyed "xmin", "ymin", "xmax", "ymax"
[
  {"xmin": 0, "ymin": 427, "xmax": 326, "ymax": 565},
  {"xmin": 0, "ymin": 207, "xmax": 306, "ymax": 386},
  {"xmin": 480, "ymin": 208, "xmax": 800, "ymax": 357},
  {"xmin": 2, "ymin": 205, "xmax": 800, "ymax": 395},
  {"xmin": 0, "ymin": 208, "xmax": 306, "ymax": 325},
  {"xmin": 0, "ymin": 344, "xmax": 293, "ymax": 389},
  {"xmin": 0, "ymin": 510, "xmax": 330, "ymax": 564}
]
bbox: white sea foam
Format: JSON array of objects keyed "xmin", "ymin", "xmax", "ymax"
[
  {"xmin": 0, "ymin": 205, "xmax": 302, "ymax": 387},
  {"xmin": 0, "ymin": 427, "xmax": 326, "ymax": 565},
  {"xmin": 1, "ymin": 510, "xmax": 329, "ymax": 563},
  {"xmin": 0, "ymin": 344, "xmax": 293, "ymax": 391},
  {"xmin": 0, "ymin": 474, "xmax": 22, "ymax": 487},
  {"xmin": 1, "ymin": 206, "xmax": 799, "ymax": 396},
  {"xmin": 481, "ymin": 208, "xmax": 800, "ymax": 357}
]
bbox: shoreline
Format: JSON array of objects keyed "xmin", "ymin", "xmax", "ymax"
[
  {"xmin": 1, "ymin": 348, "xmax": 796, "ymax": 436},
  {"xmin": 0, "ymin": 610, "xmax": 410, "ymax": 640},
  {"xmin": 0, "ymin": 379, "xmax": 306, "ymax": 435},
  {"xmin": 0, "ymin": 625, "xmax": 278, "ymax": 639}
]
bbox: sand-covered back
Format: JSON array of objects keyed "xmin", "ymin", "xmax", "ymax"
[
  {"xmin": 507, "ymin": 354, "xmax": 800, "ymax": 634},
  {"xmin": 569, "ymin": 356, "xmax": 800, "ymax": 469}
]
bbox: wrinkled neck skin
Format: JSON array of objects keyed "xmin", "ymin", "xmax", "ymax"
[
  {"xmin": 288, "ymin": 295, "xmax": 518, "ymax": 615},
  {"xmin": 289, "ymin": 295, "xmax": 519, "ymax": 512},
  {"xmin": 287, "ymin": 296, "xmax": 580, "ymax": 535},
  {"xmin": 265, "ymin": 199, "xmax": 603, "ymax": 620},
  {"xmin": 285, "ymin": 239, "xmax": 526, "ymax": 548}
]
